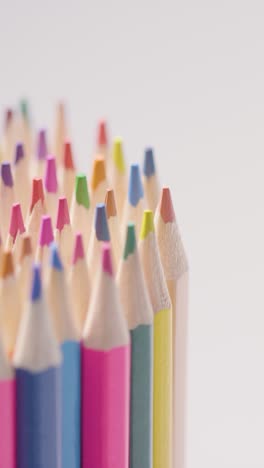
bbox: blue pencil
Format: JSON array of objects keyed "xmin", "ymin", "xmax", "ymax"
[
  {"xmin": 13, "ymin": 264, "xmax": 61, "ymax": 468},
  {"xmin": 123, "ymin": 163, "xmax": 145, "ymax": 236},
  {"xmin": 47, "ymin": 242, "xmax": 80, "ymax": 468}
]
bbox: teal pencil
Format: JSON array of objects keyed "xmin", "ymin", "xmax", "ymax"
[{"xmin": 117, "ymin": 222, "xmax": 153, "ymax": 468}]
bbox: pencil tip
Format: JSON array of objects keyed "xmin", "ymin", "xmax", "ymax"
[
  {"xmin": 44, "ymin": 155, "xmax": 58, "ymax": 193},
  {"xmin": 30, "ymin": 178, "xmax": 44, "ymax": 213},
  {"xmin": 143, "ymin": 147, "xmax": 156, "ymax": 177},
  {"xmin": 97, "ymin": 120, "xmax": 108, "ymax": 147},
  {"xmin": 75, "ymin": 174, "xmax": 90, "ymax": 209},
  {"xmin": 14, "ymin": 142, "xmax": 25, "ymax": 165},
  {"xmin": 39, "ymin": 215, "xmax": 54, "ymax": 247},
  {"xmin": 20, "ymin": 235, "xmax": 32, "ymax": 261},
  {"xmin": 140, "ymin": 210, "xmax": 155, "ymax": 240},
  {"xmin": 5, "ymin": 108, "xmax": 13, "ymax": 130},
  {"xmin": 91, "ymin": 157, "xmax": 106, "ymax": 191},
  {"xmin": 63, "ymin": 141, "xmax": 75, "ymax": 169},
  {"xmin": 0, "ymin": 251, "xmax": 14, "ymax": 278},
  {"xmin": 105, "ymin": 189, "xmax": 117, "ymax": 218},
  {"xmin": 95, "ymin": 204, "xmax": 110, "ymax": 241},
  {"xmin": 112, "ymin": 137, "xmax": 125, "ymax": 173},
  {"xmin": 56, "ymin": 197, "xmax": 70, "ymax": 231},
  {"xmin": 20, "ymin": 99, "xmax": 29, "ymax": 121},
  {"xmin": 9, "ymin": 203, "xmax": 25, "ymax": 239},
  {"xmin": 159, "ymin": 187, "xmax": 175, "ymax": 223},
  {"xmin": 128, "ymin": 163, "xmax": 144, "ymax": 206},
  {"xmin": 31, "ymin": 264, "xmax": 42, "ymax": 301},
  {"xmin": 102, "ymin": 242, "xmax": 113, "ymax": 276},
  {"xmin": 124, "ymin": 222, "xmax": 136, "ymax": 259},
  {"xmin": 72, "ymin": 232, "xmax": 85, "ymax": 264},
  {"xmin": 1, "ymin": 162, "xmax": 13, "ymax": 187},
  {"xmin": 37, "ymin": 129, "xmax": 48, "ymax": 160},
  {"xmin": 50, "ymin": 242, "xmax": 63, "ymax": 271}
]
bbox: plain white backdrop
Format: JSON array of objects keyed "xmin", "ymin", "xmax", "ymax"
[{"xmin": 1, "ymin": 1, "xmax": 264, "ymax": 466}]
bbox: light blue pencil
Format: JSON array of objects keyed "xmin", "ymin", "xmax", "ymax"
[
  {"xmin": 47, "ymin": 242, "xmax": 80, "ymax": 468},
  {"xmin": 117, "ymin": 223, "xmax": 153, "ymax": 468}
]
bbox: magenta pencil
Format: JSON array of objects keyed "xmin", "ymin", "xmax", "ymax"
[
  {"xmin": 0, "ymin": 332, "xmax": 16, "ymax": 468},
  {"xmin": 82, "ymin": 243, "xmax": 130, "ymax": 468}
]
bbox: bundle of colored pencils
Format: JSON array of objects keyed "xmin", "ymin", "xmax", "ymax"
[{"xmin": 0, "ymin": 101, "xmax": 188, "ymax": 468}]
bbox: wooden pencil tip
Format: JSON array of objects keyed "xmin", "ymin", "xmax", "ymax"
[
  {"xmin": 0, "ymin": 251, "xmax": 14, "ymax": 278},
  {"xmin": 31, "ymin": 263, "xmax": 42, "ymax": 301},
  {"xmin": 9, "ymin": 203, "xmax": 25, "ymax": 239},
  {"xmin": 90, "ymin": 157, "xmax": 106, "ymax": 191},
  {"xmin": 95, "ymin": 204, "xmax": 110, "ymax": 241},
  {"xmin": 102, "ymin": 242, "xmax": 113, "ymax": 276},
  {"xmin": 140, "ymin": 210, "xmax": 155, "ymax": 240},
  {"xmin": 39, "ymin": 215, "xmax": 54, "ymax": 247},
  {"xmin": 124, "ymin": 223, "xmax": 136, "ymax": 259},
  {"xmin": 37, "ymin": 129, "xmax": 48, "ymax": 160},
  {"xmin": 14, "ymin": 142, "xmax": 25, "ymax": 165},
  {"xmin": 105, "ymin": 189, "xmax": 117, "ymax": 218},
  {"xmin": 63, "ymin": 141, "xmax": 75, "ymax": 170},
  {"xmin": 72, "ymin": 232, "xmax": 85, "ymax": 265},
  {"xmin": 20, "ymin": 235, "xmax": 32, "ymax": 261},
  {"xmin": 128, "ymin": 163, "xmax": 144, "ymax": 206},
  {"xmin": 56, "ymin": 197, "xmax": 70, "ymax": 231},
  {"xmin": 97, "ymin": 120, "xmax": 108, "ymax": 146},
  {"xmin": 159, "ymin": 187, "xmax": 175, "ymax": 223},
  {"xmin": 1, "ymin": 162, "xmax": 13, "ymax": 187},
  {"xmin": 30, "ymin": 178, "xmax": 44, "ymax": 213},
  {"xmin": 112, "ymin": 137, "xmax": 125, "ymax": 173},
  {"xmin": 75, "ymin": 174, "xmax": 90, "ymax": 209},
  {"xmin": 44, "ymin": 155, "xmax": 58, "ymax": 193}
]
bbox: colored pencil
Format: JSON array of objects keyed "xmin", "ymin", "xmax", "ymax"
[
  {"xmin": 117, "ymin": 222, "xmax": 153, "ymax": 468},
  {"xmin": 62, "ymin": 140, "xmax": 75, "ymax": 206},
  {"xmin": 0, "ymin": 251, "xmax": 21, "ymax": 356},
  {"xmin": 55, "ymin": 196, "xmax": 73, "ymax": 267},
  {"xmin": 82, "ymin": 242, "xmax": 130, "ymax": 468},
  {"xmin": 13, "ymin": 143, "xmax": 30, "ymax": 218},
  {"xmin": 19, "ymin": 99, "xmax": 32, "ymax": 159},
  {"xmin": 110, "ymin": 137, "xmax": 127, "ymax": 215},
  {"xmin": 123, "ymin": 163, "xmax": 145, "ymax": 236},
  {"xmin": 36, "ymin": 215, "xmax": 54, "ymax": 266},
  {"xmin": 105, "ymin": 188, "xmax": 122, "ymax": 267},
  {"xmin": 1, "ymin": 162, "xmax": 15, "ymax": 241},
  {"xmin": 96, "ymin": 119, "xmax": 108, "ymax": 161},
  {"xmin": 139, "ymin": 210, "xmax": 173, "ymax": 468},
  {"xmin": 2, "ymin": 108, "xmax": 14, "ymax": 162},
  {"xmin": 90, "ymin": 156, "xmax": 108, "ymax": 209},
  {"xmin": 87, "ymin": 203, "xmax": 110, "ymax": 276},
  {"xmin": 14, "ymin": 263, "xmax": 61, "ymax": 468},
  {"xmin": 143, "ymin": 147, "xmax": 160, "ymax": 212},
  {"xmin": 6, "ymin": 203, "xmax": 25, "ymax": 253},
  {"xmin": 53, "ymin": 102, "xmax": 67, "ymax": 164},
  {"xmin": 47, "ymin": 243, "xmax": 80, "ymax": 468},
  {"xmin": 69, "ymin": 232, "xmax": 90, "ymax": 333},
  {"xmin": 0, "ymin": 329, "xmax": 16, "ymax": 468},
  {"xmin": 17, "ymin": 234, "xmax": 33, "ymax": 304},
  {"xmin": 155, "ymin": 187, "xmax": 189, "ymax": 468},
  {"xmin": 70, "ymin": 174, "xmax": 91, "ymax": 250},
  {"xmin": 44, "ymin": 155, "xmax": 59, "ymax": 224},
  {"xmin": 35, "ymin": 129, "xmax": 48, "ymax": 177},
  {"xmin": 27, "ymin": 178, "xmax": 46, "ymax": 252}
]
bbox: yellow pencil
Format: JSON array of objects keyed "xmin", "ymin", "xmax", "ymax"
[{"xmin": 139, "ymin": 210, "xmax": 172, "ymax": 468}]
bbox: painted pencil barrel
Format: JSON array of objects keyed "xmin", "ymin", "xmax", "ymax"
[
  {"xmin": 16, "ymin": 367, "xmax": 61, "ymax": 468},
  {"xmin": 81, "ymin": 344, "xmax": 130, "ymax": 468},
  {"xmin": 153, "ymin": 308, "xmax": 173, "ymax": 468},
  {"xmin": 0, "ymin": 380, "xmax": 16, "ymax": 468},
  {"xmin": 62, "ymin": 341, "xmax": 80, "ymax": 468},
  {"xmin": 130, "ymin": 324, "xmax": 152, "ymax": 468}
]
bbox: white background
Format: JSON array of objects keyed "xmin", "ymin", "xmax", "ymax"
[{"xmin": 1, "ymin": 1, "xmax": 263, "ymax": 466}]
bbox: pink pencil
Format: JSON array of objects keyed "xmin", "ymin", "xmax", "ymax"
[
  {"xmin": 82, "ymin": 243, "xmax": 130, "ymax": 468},
  {"xmin": 0, "ymin": 330, "xmax": 16, "ymax": 468}
]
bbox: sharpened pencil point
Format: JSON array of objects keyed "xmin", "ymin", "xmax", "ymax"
[
  {"xmin": 20, "ymin": 235, "xmax": 32, "ymax": 261},
  {"xmin": 159, "ymin": 187, "xmax": 175, "ymax": 223},
  {"xmin": 75, "ymin": 174, "xmax": 90, "ymax": 208},
  {"xmin": 0, "ymin": 251, "xmax": 14, "ymax": 278},
  {"xmin": 128, "ymin": 164, "xmax": 144, "ymax": 206},
  {"xmin": 37, "ymin": 129, "xmax": 48, "ymax": 160},
  {"xmin": 124, "ymin": 223, "xmax": 136, "ymax": 259},
  {"xmin": 63, "ymin": 141, "xmax": 75, "ymax": 169},
  {"xmin": 20, "ymin": 99, "xmax": 29, "ymax": 121},
  {"xmin": 105, "ymin": 189, "xmax": 117, "ymax": 218},
  {"xmin": 31, "ymin": 264, "xmax": 42, "ymax": 301},
  {"xmin": 30, "ymin": 178, "xmax": 44, "ymax": 213},
  {"xmin": 39, "ymin": 215, "xmax": 54, "ymax": 247},
  {"xmin": 14, "ymin": 142, "xmax": 25, "ymax": 165},
  {"xmin": 95, "ymin": 204, "xmax": 110, "ymax": 241},
  {"xmin": 140, "ymin": 210, "xmax": 155, "ymax": 240},
  {"xmin": 5, "ymin": 109, "xmax": 13, "ymax": 130},
  {"xmin": 45, "ymin": 156, "xmax": 58, "ymax": 193},
  {"xmin": 113, "ymin": 137, "xmax": 125, "ymax": 173},
  {"xmin": 50, "ymin": 242, "xmax": 63, "ymax": 271},
  {"xmin": 102, "ymin": 242, "xmax": 113, "ymax": 276},
  {"xmin": 91, "ymin": 157, "xmax": 106, "ymax": 191},
  {"xmin": 56, "ymin": 197, "xmax": 70, "ymax": 231},
  {"xmin": 97, "ymin": 120, "xmax": 108, "ymax": 146},
  {"xmin": 1, "ymin": 162, "xmax": 13, "ymax": 187},
  {"xmin": 9, "ymin": 203, "xmax": 25, "ymax": 239},
  {"xmin": 72, "ymin": 232, "xmax": 85, "ymax": 265},
  {"xmin": 143, "ymin": 147, "xmax": 156, "ymax": 177}
]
